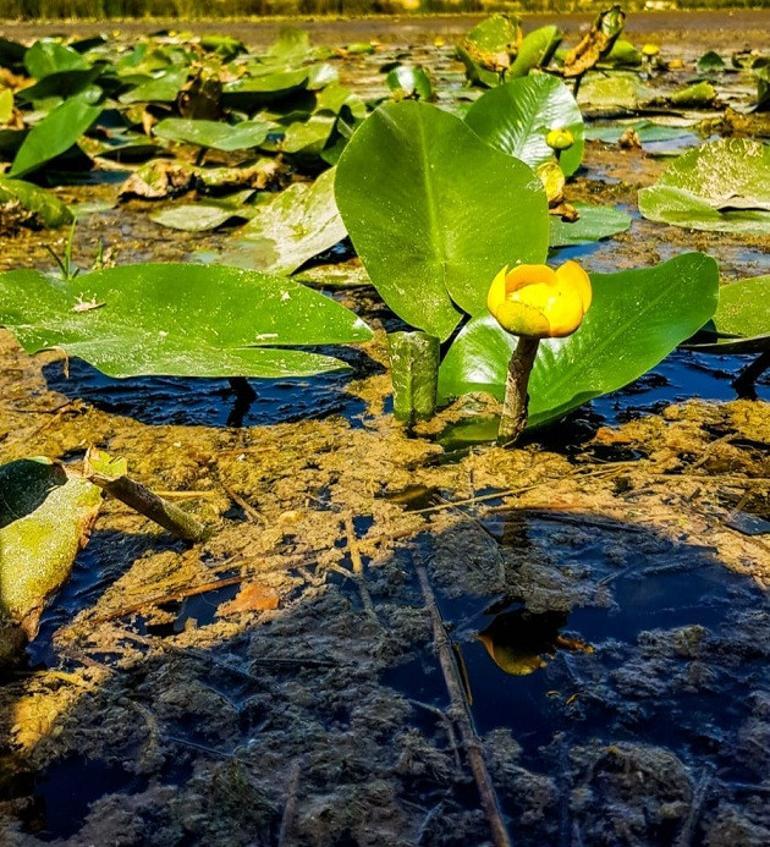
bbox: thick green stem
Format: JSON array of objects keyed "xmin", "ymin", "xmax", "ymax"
[{"xmin": 497, "ymin": 336, "xmax": 540, "ymax": 446}]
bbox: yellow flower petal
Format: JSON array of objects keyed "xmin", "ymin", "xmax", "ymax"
[
  {"xmin": 505, "ymin": 263, "xmax": 556, "ymax": 293},
  {"xmin": 555, "ymin": 260, "xmax": 592, "ymax": 311},
  {"xmin": 487, "ymin": 265, "xmax": 509, "ymax": 316},
  {"xmin": 543, "ymin": 286, "xmax": 584, "ymax": 337}
]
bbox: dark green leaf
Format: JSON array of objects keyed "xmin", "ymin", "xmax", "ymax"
[{"xmin": 9, "ymin": 94, "xmax": 102, "ymax": 178}]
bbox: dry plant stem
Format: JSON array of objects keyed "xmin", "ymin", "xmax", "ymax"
[
  {"xmin": 415, "ymin": 559, "xmax": 512, "ymax": 847},
  {"xmin": 90, "ymin": 473, "xmax": 209, "ymax": 542},
  {"xmin": 498, "ymin": 336, "xmax": 540, "ymax": 445},
  {"xmin": 278, "ymin": 757, "xmax": 303, "ymax": 846}
]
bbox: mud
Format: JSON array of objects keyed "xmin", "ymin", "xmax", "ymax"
[{"xmin": 1, "ymin": 13, "xmax": 770, "ymax": 847}]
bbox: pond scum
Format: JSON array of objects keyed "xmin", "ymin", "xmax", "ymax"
[{"xmin": 1, "ymin": 7, "xmax": 770, "ymax": 846}]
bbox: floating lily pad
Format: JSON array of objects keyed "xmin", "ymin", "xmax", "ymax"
[
  {"xmin": 465, "ymin": 74, "xmax": 584, "ymax": 176},
  {"xmin": 0, "ymin": 458, "xmax": 101, "ymax": 638},
  {"xmin": 119, "ymin": 68, "xmax": 189, "ymax": 104},
  {"xmin": 687, "ymin": 275, "xmax": 770, "ymax": 353},
  {"xmin": 549, "ymin": 203, "xmax": 631, "ymax": 247},
  {"xmin": 0, "ymin": 263, "xmax": 372, "ymax": 379},
  {"xmin": 437, "ymin": 252, "xmax": 719, "ymax": 427},
  {"xmin": 639, "ymin": 138, "xmax": 770, "ymax": 234},
  {"xmin": 335, "ymin": 101, "xmax": 548, "ymax": 340},
  {"xmin": 584, "ymin": 120, "xmax": 696, "ymax": 144},
  {"xmin": 154, "ymin": 117, "xmax": 271, "ymax": 152}
]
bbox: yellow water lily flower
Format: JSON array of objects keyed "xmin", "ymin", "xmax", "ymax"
[
  {"xmin": 487, "ymin": 260, "xmax": 592, "ymax": 338},
  {"xmin": 545, "ymin": 127, "xmax": 574, "ymax": 151}
]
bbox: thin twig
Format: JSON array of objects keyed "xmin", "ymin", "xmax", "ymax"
[
  {"xmin": 415, "ymin": 558, "xmax": 512, "ymax": 847},
  {"xmin": 277, "ymin": 757, "xmax": 303, "ymax": 846},
  {"xmin": 675, "ymin": 769, "xmax": 711, "ymax": 847},
  {"xmin": 91, "ymin": 574, "xmax": 246, "ymax": 623}
]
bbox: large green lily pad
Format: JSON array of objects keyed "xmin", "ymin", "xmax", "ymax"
[
  {"xmin": 438, "ymin": 252, "xmax": 719, "ymax": 427},
  {"xmin": 0, "ymin": 263, "xmax": 372, "ymax": 379},
  {"xmin": 0, "ymin": 458, "xmax": 101, "ymax": 637},
  {"xmin": 639, "ymin": 138, "xmax": 770, "ymax": 234},
  {"xmin": 335, "ymin": 100, "xmax": 549, "ymax": 340},
  {"xmin": 465, "ymin": 74, "xmax": 584, "ymax": 176}
]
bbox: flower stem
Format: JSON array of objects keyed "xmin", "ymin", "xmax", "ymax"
[{"xmin": 497, "ymin": 336, "xmax": 540, "ymax": 446}]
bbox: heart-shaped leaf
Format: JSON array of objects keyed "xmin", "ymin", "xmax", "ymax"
[
  {"xmin": 465, "ymin": 74, "xmax": 584, "ymax": 176},
  {"xmin": 0, "ymin": 263, "xmax": 372, "ymax": 379},
  {"xmin": 335, "ymin": 100, "xmax": 549, "ymax": 340},
  {"xmin": 639, "ymin": 138, "xmax": 770, "ymax": 234},
  {"xmin": 438, "ymin": 253, "xmax": 719, "ymax": 427}
]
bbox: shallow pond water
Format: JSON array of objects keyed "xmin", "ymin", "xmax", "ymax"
[{"xmin": 2, "ymin": 11, "xmax": 770, "ymax": 847}]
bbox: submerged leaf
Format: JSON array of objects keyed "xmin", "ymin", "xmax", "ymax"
[{"xmin": 0, "ymin": 263, "xmax": 372, "ymax": 379}]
